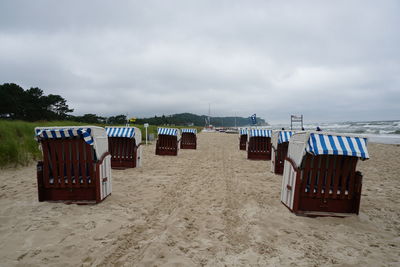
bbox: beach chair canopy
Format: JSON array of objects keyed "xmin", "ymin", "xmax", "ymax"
[
  {"xmin": 248, "ymin": 128, "xmax": 272, "ymax": 138},
  {"xmin": 35, "ymin": 126, "xmax": 108, "ymax": 159},
  {"xmin": 288, "ymin": 131, "xmax": 370, "ymax": 168},
  {"xmin": 272, "ymin": 130, "xmax": 294, "ymax": 149},
  {"xmin": 181, "ymin": 128, "xmax": 197, "ymax": 134},
  {"xmin": 239, "ymin": 128, "xmax": 248, "ymax": 136},
  {"xmin": 157, "ymin": 127, "xmax": 181, "ymax": 139},
  {"xmin": 278, "ymin": 131, "xmax": 294, "ymax": 144},
  {"xmin": 106, "ymin": 126, "xmax": 142, "ymax": 146}
]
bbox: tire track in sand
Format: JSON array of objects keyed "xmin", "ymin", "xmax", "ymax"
[
  {"xmin": 96, "ymin": 154, "xmax": 199, "ymax": 266},
  {"xmin": 97, "ymin": 133, "xmax": 259, "ymax": 266}
]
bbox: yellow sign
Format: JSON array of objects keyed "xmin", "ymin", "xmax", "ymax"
[{"xmin": 129, "ymin": 117, "xmax": 136, "ymax": 122}]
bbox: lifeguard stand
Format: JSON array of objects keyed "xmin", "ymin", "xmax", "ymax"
[{"xmin": 290, "ymin": 115, "xmax": 303, "ymax": 130}]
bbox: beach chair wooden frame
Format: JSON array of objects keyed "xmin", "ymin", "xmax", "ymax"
[
  {"xmin": 36, "ymin": 137, "xmax": 111, "ymax": 204},
  {"xmin": 156, "ymin": 135, "xmax": 179, "ymax": 155},
  {"xmin": 271, "ymin": 130, "xmax": 294, "ymax": 175},
  {"xmin": 281, "ymin": 132, "xmax": 368, "ymax": 216},
  {"xmin": 180, "ymin": 132, "xmax": 197, "ymax": 149},
  {"xmin": 106, "ymin": 127, "xmax": 142, "ymax": 169},
  {"xmin": 247, "ymin": 136, "xmax": 271, "ymax": 160},
  {"xmin": 239, "ymin": 134, "xmax": 247, "ymax": 150},
  {"xmin": 108, "ymin": 137, "xmax": 141, "ymax": 168},
  {"xmin": 271, "ymin": 142, "xmax": 289, "ymax": 175},
  {"xmin": 156, "ymin": 128, "xmax": 180, "ymax": 156},
  {"xmin": 282, "ymin": 154, "xmax": 362, "ymax": 216}
]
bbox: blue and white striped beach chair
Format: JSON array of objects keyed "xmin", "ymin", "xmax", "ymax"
[
  {"xmin": 106, "ymin": 127, "xmax": 142, "ymax": 169},
  {"xmin": 34, "ymin": 126, "xmax": 111, "ymax": 203},
  {"xmin": 271, "ymin": 130, "xmax": 294, "ymax": 174},
  {"xmin": 239, "ymin": 128, "xmax": 248, "ymax": 150},
  {"xmin": 281, "ymin": 131, "xmax": 369, "ymax": 216},
  {"xmin": 247, "ymin": 128, "xmax": 272, "ymax": 160},
  {"xmin": 156, "ymin": 127, "xmax": 181, "ymax": 156},
  {"xmin": 180, "ymin": 128, "xmax": 197, "ymax": 149}
]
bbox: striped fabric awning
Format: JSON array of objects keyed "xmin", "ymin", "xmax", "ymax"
[
  {"xmin": 158, "ymin": 127, "xmax": 179, "ymax": 136},
  {"xmin": 35, "ymin": 128, "xmax": 94, "ymax": 145},
  {"xmin": 239, "ymin": 128, "xmax": 248, "ymax": 135},
  {"xmin": 306, "ymin": 133, "xmax": 369, "ymax": 159},
  {"xmin": 249, "ymin": 129, "xmax": 272, "ymax": 137},
  {"xmin": 181, "ymin": 128, "xmax": 197, "ymax": 134},
  {"xmin": 278, "ymin": 131, "xmax": 294, "ymax": 144},
  {"xmin": 106, "ymin": 127, "xmax": 135, "ymax": 138}
]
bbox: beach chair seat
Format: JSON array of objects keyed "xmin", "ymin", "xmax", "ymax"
[
  {"xmin": 106, "ymin": 127, "xmax": 142, "ymax": 169},
  {"xmin": 156, "ymin": 128, "xmax": 180, "ymax": 156},
  {"xmin": 281, "ymin": 132, "xmax": 369, "ymax": 216},
  {"xmin": 35, "ymin": 126, "xmax": 111, "ymax": 204},
  {"xmin": 180, "ymin": 128, "xmax": 197, "ymax": 149},
  {"xmin": 247, "ymin": 129, "xmax": 272, "ymax": 160}
]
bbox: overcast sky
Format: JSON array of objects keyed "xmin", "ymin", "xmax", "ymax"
[{"xmin": 0, "ymin": 0, "xmax": 399, "ymax": 123}]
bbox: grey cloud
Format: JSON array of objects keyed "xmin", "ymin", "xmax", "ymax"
[{"xmin": 0, "ymin": 0, "xmax": 399, "ymax": 123}]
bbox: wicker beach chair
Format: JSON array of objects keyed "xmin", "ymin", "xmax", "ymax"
[
  {"xmin": 35, "ymin": 126, "xmax": 111, "ymax": 203},
  {"xmin": 239, "ymin": 128, "xmax": 248, "ymax": 150},
  {"xmin": 155, "ymin": 127, "xmax": 181, "ymax": 156},
  {"xmin": 271, "ymin": 130, "xmax": 294, "ymax": 175},
  {"xmin": 180, "ymin": 128, "xmax": 197, "ymax": 149},
  {"xmin": 281, "ymin": 131, "xmax": 369, "ymax": 216},
  {"xmin": 247, "ymin": 128, "xmax": 272, "ymax": 160},
  {"xmin": 106, "ymin": 127, "xmax": 142, "ymax": 169}
]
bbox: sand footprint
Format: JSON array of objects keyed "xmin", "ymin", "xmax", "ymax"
[
  {"xmin": 17, "ymin": 252, "xmax": 29, "ymax": 261},
  {"xmin": 84, "ymin": 221, "xmax": 96, "ymax": 230},
  {"xmin": 81, "ymin": 256, "xmax": 93, "ymax": 267}
]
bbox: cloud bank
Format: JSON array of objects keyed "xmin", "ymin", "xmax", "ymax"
[{"xmin": 0, "ymin": 0, "xmax": 399, "ymax": 123}]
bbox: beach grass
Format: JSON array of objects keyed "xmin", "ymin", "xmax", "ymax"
[
  {"xmin": 0, "ymin": 120, "xmax": 40, "ymax": 167},
  {"xmin": 0, "ymin": 120, "xmax": 203, "ymax": 167},
  {"xmin": 0, "ymin": 120, "xmax": 94, "ymax": 167}
]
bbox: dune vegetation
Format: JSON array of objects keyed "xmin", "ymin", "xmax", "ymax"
[
  {"xmin": 0, "ymin": 120, "xmax": 90, "ymax": 167},
  {"xmin": 0, "ymin": 120, "xmax": 202, "ymax": 167}
]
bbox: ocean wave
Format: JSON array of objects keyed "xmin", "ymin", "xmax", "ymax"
[{"xmin": 272, "ymin": 120, "xmax": 400, "ymax": 136}]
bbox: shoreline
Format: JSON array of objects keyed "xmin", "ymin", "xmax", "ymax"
[{"xmin": 365, "ymin": 134, "xmax": 400, "ymax": 145}]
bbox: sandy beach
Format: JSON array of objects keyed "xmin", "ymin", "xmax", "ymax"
[{"xmin": 0, "ymin": 132, "xmax": 399, "ymax": 266}]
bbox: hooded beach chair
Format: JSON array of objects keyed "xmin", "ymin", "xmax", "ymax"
[
  {"xmin": 106, "ymin": 127, "xmax": 142, "ymax": 169},
  {"xmin": 35, "ymin": 126, "xmax": 111, "ymax": 203},
  {"xmin": 155, "ymin": 127, "xmax": 181, "ymax": 156},
  {"xmin": 247, "ymin": 128, "xmax": 272, "ymax": 160},
  {"xmin": 281, "ymin": 131, "xmax": 369, "ymax": 216},
  {"xmin": 180, "ymin": 128, "xmax": 197, "ymax": 149},
  {"xmin": 239, "ymin": 128, "xmax": 248, "ymax": 150},
  {"xmin": 271, "ymin": 130, "xmax": 294, "ymax": 175}
]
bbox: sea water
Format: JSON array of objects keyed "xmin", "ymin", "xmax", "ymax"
[{"xmin": 270, "ymin": 120, "xmax": 400, "ymax": 144}]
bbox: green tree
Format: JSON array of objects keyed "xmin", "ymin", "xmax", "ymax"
[
  {"xmin": 0, "ymin": 83, "xmax": 73, "ymax": 121},
  {"xmin": 0, "ymin": 83, "xmax": 26, "ymax": 119},
  {"xmin": 45, "ymin": 94, "xmax": 73, "ymax": 120},
  {"xmin": 107, "ymin": 114, "xmax": 127, "ymax": 125},
  {"xmin": 76, "ymin": 114, "xmax": 100, "ymax": 123}
]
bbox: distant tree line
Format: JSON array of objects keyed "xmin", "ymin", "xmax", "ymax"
[
  {"xmin": 0, "ymin": 83, "xmax": 266, "ymax": 126},
  {"xmin": 71, "ymin": 113, "xmax": 265, "ymax": 127},
  {"xmin": 135, "ymin": 112, "xmax": 266, "ymax": 127},
  {"xmin": 72, "ymin": 114, "xmax": 128, "ymax": 125},
  {"xmin": 0, "ymin": 83, "xmax": 129, "ymax": 124},
  {"xmin": 0, "ymin": 83, "xmax": 73, "ymax": 121}
]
